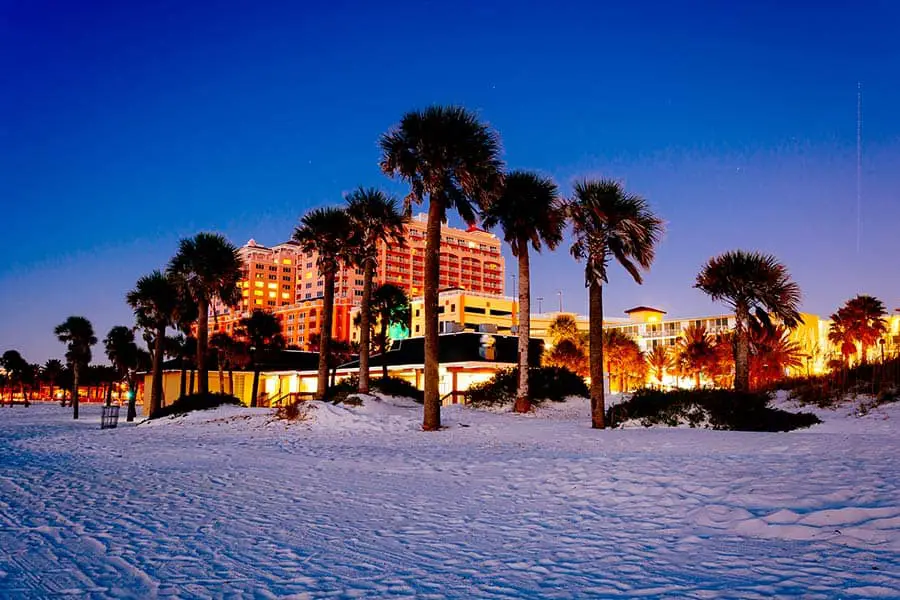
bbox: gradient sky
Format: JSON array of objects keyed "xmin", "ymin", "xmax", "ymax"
[{"xmin": 2, "ymin": 0, "xmax": 899, "ymax": 363}]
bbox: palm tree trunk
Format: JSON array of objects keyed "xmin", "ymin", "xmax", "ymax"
[
  {"xmin": 422, "ymin": 199, "xmax": 442, "ymax": 431},
  {"xmin": 514, "ymin": 248, "xmax": 531, "ymax": 414},
  {"xmin": 316, "ymin": 270, "xmax": 335, "ymax": 400},
  {"xmin": 150, "ymin": 326, "xmax": 165, "ymax": 417},
  {"xmin": 694, "ymin": 372, "xmax": 701, "ymax": 389},
  {"xmin": 227, "ymin": 364, "xmax": 234, "ymax": 396},
  {"xmin": 126, "ymin": 374, "xmax": 137, "ymax": 422},
  {"xmin": 72, "ymin": 364, "xmax": 80, "ymax": 420},
  {"xmin": 734, "ymin": 303, "xmax": 750, "ymax": 392},
  {"xmin": 189, "ymin": 369, "xmax": 195, "ymax": 395},
  {"xmin": 589, "ymin": 280, "xmax": 605, "ymax": 429},
  {"xmin": 358, "ymin": 259, "xmax": 374, "ymax": 394},
  {"xmin": 380, "ymin": 317, "xmax": 389, "ymax": 380},
  {"xmin": 217, "ymin": 350, "xmax": 225, "ymax": 394},
  {"xmin": 49, "ymin": 381, "xmax": 55, "ymax": 403},
  {"xmin": 251, "ymin": 366, "xmax": 260, "ymax": 408},
  {"xmin": 197, "ymin": 299, "xmax": 210, "ymax": 394}
]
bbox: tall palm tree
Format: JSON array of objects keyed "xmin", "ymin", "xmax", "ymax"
[
  {"xmin": 482, "ymin": 171, "xmax": 566, "ymax": 413},
  {"xmin": 695, "ymin": 251, "xmax": 802, "ymax": 392},
  {"xmin": 646, "ymin": 345, "xmax": 672, "ymax": 388},
  {"xmin": 834, "ymin": 295, "xmax": 888, "ymax": 364},
  {"xmin": 354, "ymin": 283, "xmax": 411, "ymax": 379},
  {"xmin": 344, "ymin": 188, "xmax": 407, "ymax": 394},
  {"xmin": 103, "ymin": 325, "xmax": 138, "ymax": 408},
  {"xmin": 42, "ymin": 358, "xmax": 64, "ymax": 402},
  {"xmin": 127, "ymin": 270, "xmax": 181, "ymax": 419},
  {"xmin": 380, "ymin": 105, "xmax": 504, "ymax": 430},
  {"xmin": 237, "ymin": 310, "xmax": 285, "ymax": 407},
  {"xmin": 293, "ymin": 207, "xmax": 352, "ymax": 401},
  {"xmin": 54, "ymin": 316, "xmax": 97, "ymax": 419},
  {"xmin": 569, "ymin": 179, "xmax": 663, "ymax": 428},
  {"xmin": 167, "ymin": 232, "xmax": 242, "ymax": 396}
]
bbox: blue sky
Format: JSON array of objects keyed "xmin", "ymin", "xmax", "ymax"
[{"xmin": 2, "ymin": 0, "xmax": 899, "ymax": 362}]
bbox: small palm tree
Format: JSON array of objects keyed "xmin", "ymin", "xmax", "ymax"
[
  {"xmin": 167, "ymin": 233, "xmax": 242, "ymax": 396},
  {"xmin": 54, "ymin": 316, "xmax": 97, "ymax": 419},
  {"xmin": 569, "ymin": 179, "xmax": 663, "ymax": 428},
  {"xmin": 834, "ymin": 295, "xmax": 888, "ymax": 364},
  {"xmin": 603, "ymin": 329, "xmax": 644, "ymax": 393},
  {"xmin": 380, "ymin": 105, "xmax": 504, "ymax": 430},
  {"xmin": 210, "ymin": 332, "xmax": 233, "ymax": 395},
  {"xmin": 547, "ymin": 314, "xmax": 580, "ymax": 346},
  {"xmin": 646, "ymin": 346, "xmax": 672, "ymax": 388},
  {"xmin": 237, "ymin": 310, "xmax": 285, "ymax": 407},
  {"xmin": 344, "ymin": 188, "xmax": 407, "ymax": 394},
  {"xmin": 1, "ymin": 350, "xmax": 29, "ymax": 403},
  {"xmin": 695, "ymin": 251, "xmax": 802, "ymax": 392},
  {"xmin": 293, "ymin": 207, "xmax": 352, "ymax": 400},
  {"xmin": 42, "ymin": 358, "xmax": 64, "ymax": 402},
  {"xmin": 675, "ymin": 323, "xmax": 715, "ymax": 389},
  {"xmin": 827, "ymin": 312, "xmax": 858, "ymax": 370},
  {"xmin": 127, "ymin": 271, "xmax": 181, "ymax": 419},
  {"xmin": 353, "ymin": 283, "xmax": 411, "ymax": 379},
  {"xmin": 483, "ymin": 171, "xmax": 566, "ymax": 413},
  {"xmin": 749, "ymin": 324, "xmax": 803, "ymax": 389},
  {"xmin": 103, "ymin": 325, "xmax": 138, "ymax": 408}
]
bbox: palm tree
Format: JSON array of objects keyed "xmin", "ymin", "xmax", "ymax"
[
  {"xmin": 749, "ymin": 323, "xmax": 803, "ymax": 389},
  {"xmin": 828, "ymin": 312, "xmax": 858, "ymax": 371},
  {"xmin": 1, "ymin": 350, "xmax": 29, "ymax": 403},
  {"xmin": 103, "ymin": 325, "xmax": 138, "ymax": 408},
  {"xmin": 167, "ymin": 233, "xmax": 242, "ymax": 396},
  {"xmin": 569, "ymin": 179, "xmax": 663, "ymax": 428},
  {"xmin": 547, "ymin": 314, "xmax": 580, "ymax": 346},
  {"xmin": 380, "ymin": 105, "xmax": 504, "ymax": 430},
  {"xmin": 482, "ymin": 171, "xmax": 566, "ymax": 413},
  {"xmin": 834, "ymin": 295, "xmax": 888, "ymax": 364},
  {"xmin": 695, "ymin": 251, "xmax": 802, "ymax": 392},
  {"xmin": 237, "ymin": 310, "xmax": 285, "ymax": 407},
  {"xmin": 42, "ymin": 358, "xmax": 64, "ymax": 402},
  {"xmin": 354, "ymin": 283, "xmax": 411, "ymax": 379},
  {"xmin": 127, "ymin": 271, "xmax": 181, "ymax": 419},
  {"xmin": 54, "ymin": 316, "xmax": 97, "ymax": 419},
  {"xmin": 210, "ymin": 332, "xmax": 234, "ymax": 395},
  {"xmin": 344, "ymin": 188, "xmax": 407, "ymax": 394},
  {"xmin": 292, "ymin": 207, "xmax": 352, "ymax": 401},
  {"xmin": 603, "ymin": 329, "xmax": 643, "ymax": 393},
  {"xmin": 675, "ymin": 323, "xmax": 715, "ymax": 389},
  {"xmin": 646, "ymin": 346, "xmax": 672, "ymax": 388}
]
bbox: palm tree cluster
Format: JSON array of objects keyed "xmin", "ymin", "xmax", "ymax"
[{"xmin": 828, "ymin": 295, "xmax": 888, "ymax": 368}]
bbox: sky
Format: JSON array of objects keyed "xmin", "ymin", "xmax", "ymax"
[{"xmin": 2, "ymin": 0, "xmax": 899, "ymax": 363}]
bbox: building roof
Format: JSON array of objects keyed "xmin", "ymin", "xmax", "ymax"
[
  {"xmin": 624, "ymin": 306, "xmax": 667, "ymax": 315},
  {"xmin": 157, "ymin": 349, "xmax": 324, "ymax": 373},
  {"xmin": 339, "ymin": 332, "xmax": 544, "ymax": 369}
]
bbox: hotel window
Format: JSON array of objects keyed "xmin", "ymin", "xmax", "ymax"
[
  {"xmin": 255, "ymin": 281, "xmax": 264, "ymax": 287},
  {"xmin": 255, "ymin": 299, "xmax": 262, "ymax": 305},
  {"xmin": 283, "ymin": 276, "xmax": 291, "ymax": 281},
  {"xmin": 305, "ymin": 293, "xmax": 311, "ymax": 299},
  {"xmin": 281, "ymin": 293, "xmax": 290, "ymax": 299},
  {"xmin": 267, "ymin": 301, "xmax": 276, "ymax": 307},
  {"xmin": 268, "ymin": 292, "xmax": 276, "ymax": 298},
  {"xmin": 415, "ymin": 325, "xmax": 420, "ymax": 333},
  {"xmin": 282, "ymin": 284, "xmax": 291, "ymax": 291},
  {"xmin": 306, "ymin": 262, "xmax": 313, "ymax": 268},
  {"xmin": 282, "ymin": 259, "xmax": 292, "ymax": 265},
  {"xmin": 267, "ymin": 282, "xmax": 277, "ymax": 289},
  {"xmin": 282, "ymin": 267, "xmax": 291, "ymax": 273},
  {"xmin": 255, "ymin": 263, "xmax": 265, "ymax": 269},
  {"xmin": 269, "ymin": 266, "xmax": 278, "ymax": 272},
  {"xmin": 254, "ymin": 290, "xmax": 263, "ymax": 297}
]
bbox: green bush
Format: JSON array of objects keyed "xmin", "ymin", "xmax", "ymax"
[
  {"xmin": 324, "ymin": 374, "xmax": 424, "ymax": 404},
  {"xmin": 607, "ymin": 388, "xmax": 821, "ymax": 432},
  {"xmin": 150, "ymin": 392, "xmax": 242, "ymax": 420},
  {"xmin": 466, "ymin": 366, "xmax": 589, "ymax": 408}
]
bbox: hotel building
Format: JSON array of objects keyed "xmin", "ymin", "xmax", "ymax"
[{"xmin": 212, "ymin": 215, "xmax": 504, "ymax": 349}]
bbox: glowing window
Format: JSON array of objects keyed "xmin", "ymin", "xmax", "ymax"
[
  {"xmin": 254, "ymin": 290, "xmax": 263, "ymax": 297},
  {"xmin": 268, "ymin": 291, "xmax": 276, "ymax": 298},
  {"xmin": 282, "ymin": 259, "xmax": 292, "ymax": 265},
  {"xmin": 267, "ymin": 282, "xmax": 277, "ymax": 289}
]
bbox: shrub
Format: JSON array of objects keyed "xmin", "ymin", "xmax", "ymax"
[
  {"xmin": 466, "ymin": 366, "xmax": 589, "ymax": 408},
  {"xmin": 324, "ymin": 374, "xmax": 424, "ymax": 404},
  {"xmin": 150, "ymin": 392, "xmax": 241, "ymax": 420},
  {"xmin": 276, "ymin": 401, "xmax": 311, "ymax": 421},
  {"xmin": 607, "ymin": 388, "xmax": 821, "ymax": 432}
]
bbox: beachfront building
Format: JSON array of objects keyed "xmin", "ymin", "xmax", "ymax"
[{"xmin": 211, "ymin": 216, "xmax": 504, "ymax": 349}]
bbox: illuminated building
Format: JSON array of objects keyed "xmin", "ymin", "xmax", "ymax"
[{"xmin": 212, "ymin": 216, "xmax": 504, "ymax": 349}]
